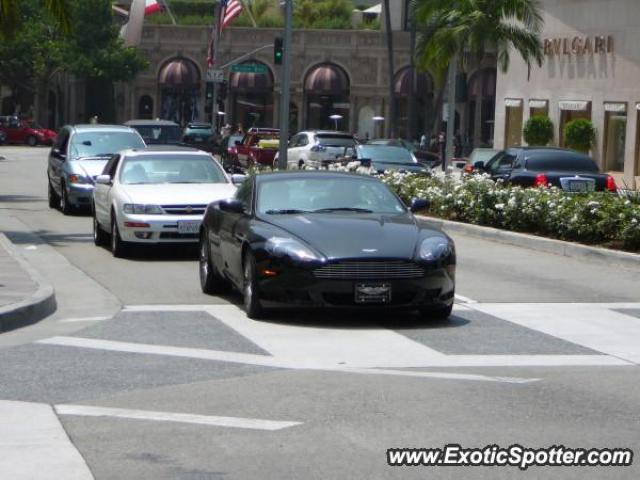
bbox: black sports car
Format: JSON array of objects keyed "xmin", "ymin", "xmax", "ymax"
[{"xmin": 199, "ymin": 171, "xmax": 456, "ymax": 320}]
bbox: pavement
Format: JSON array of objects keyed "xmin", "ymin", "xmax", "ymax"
[{"xmin": 1, "ymin": 146, "xmax": 639, "ymax": 480}]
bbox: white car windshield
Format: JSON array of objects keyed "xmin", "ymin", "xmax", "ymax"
[
  {"xmin": 257, "ymin": 177, "xmax": 406, "ymax": 215},
  {"xmin": 120, "ymin": 154, "xmax": 227, "ymax": 185},
  {"xmin": 70, "ymin": 131, "xmax": 145, "ymax": 158}
]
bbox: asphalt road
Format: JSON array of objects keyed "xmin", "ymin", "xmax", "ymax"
[{"xmin": 1, "ymin": 146, "xmax": 639, "ymax": 480}]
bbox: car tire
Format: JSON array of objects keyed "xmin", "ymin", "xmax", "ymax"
[
  {"xmin": 298, "ymin": 160, "xmax": 304, "ymax": 170},
  {"xmin": 59, "ymin": 181, "xmax": 73, "ymax": 215},
  {"xmin": 110, "ymin": 214, "xmax": 128, "ymax": 258},
  {"xmin": 47, "ymin": 178, "xmax": 59, "ymax": 209},
  {"xmin": 199, "ymin": 231, "xmax": 225, "ymax": 294},
  {"xmin": 419, "ymin": 304, "xmax": 453, "ymax": 322},
  {"xmin": 26, "ymin": 135, "xmax": 37, "ymax": 147},
  {"xmin": 243, "ymin": 251, "xmax": 264, "ymax": 319},
  {"xmin": 93, "ymin": 208, "xmax": 107, "ymax": 246}
]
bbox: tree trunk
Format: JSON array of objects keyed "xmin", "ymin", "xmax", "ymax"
[{"xmin": 382, "ymin": 0, "xmax": 395, "ymax": 138}]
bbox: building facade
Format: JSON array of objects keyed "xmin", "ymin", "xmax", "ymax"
[{"xmin": 494, "ymin": 0, "xmax": 640, "ymax": 189}]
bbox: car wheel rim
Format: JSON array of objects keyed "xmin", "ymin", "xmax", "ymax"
[
  {"xmin": 199, "ymin": 241, "xmax": 208, "ymax": 282},
  {"xmin": 244, "ymin": 261, "xmax": 252, "ymax": 308},
  {"xmin": 60, "ymin": 188, "xmax": 66, "ymax": 210},
  {"xmin": 93, "ymin": 216, "xmax": 98, "ymax": 240},
  {"xmin": 111, "ymin": 222, "xmax": 117, "ymax": 251}
]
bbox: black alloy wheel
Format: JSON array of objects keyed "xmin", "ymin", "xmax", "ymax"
[
  {"xmin": 243, "ymin": 251, "xmax": 264, "ymax": 319},
  {"xmin": 59, "ymin": 181, "xmax": 73, "ymax": 215},
  {"xmin": 199, "ymin": 232, "xmax": 225, "ymax": 294}
]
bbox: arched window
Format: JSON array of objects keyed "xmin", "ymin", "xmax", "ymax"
[
  {"xmin": 304, "ymin": 63, "xmax": 350, "ymax": 131},
  {"xmin": 229, "ymin": 61, "xmax": 274, "ymax": 130},
  {"xmin": 138, "ymin": 95, "xmax": 154, "ymax": 119},
  {"xmin": 394, "ymin": 67, "xmax": 434, "ymax": 139},
  {"xmin": 158, "ymin": 58, "xmax": 202, "ymax": 126}
]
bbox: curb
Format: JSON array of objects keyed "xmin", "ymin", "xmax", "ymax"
[
  {"xmin": 419, "ymin": 216, "xmax": 640, "ymax": 269},
  {"xmin": 0, "ymin": 234, "xmax": 56, "ymax": 333}
]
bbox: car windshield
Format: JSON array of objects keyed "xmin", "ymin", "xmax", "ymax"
[
  {"xmin": 120, "ymin": 154, "xmax": 227, "ymax": 185},
  {"xmin": 257, "ymin": 176, "xmax": 406, "ymax": 215},
  {"xmin": 316, "ymin": 134, "xmax": 355, "ymax": 147},
  {"xmin": 525, "ymin": 151, "xmax": 599, "ymax": 172},
  {"xmin": 359, "ymin": 146, "xmax": 415, "ymax": 163},
  {"xmin": 131, "ymin": 125, "xmax": 182, "ymax": 144},
  {"xmin": 70, "ymin": 131, "xmax": 145, "ymax": 158}
]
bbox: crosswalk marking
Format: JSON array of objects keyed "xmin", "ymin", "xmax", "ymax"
[
  {"xmin": 0, "ymin": 400, "xmax": 93, "ymax": 480},
  {"xmin": 55, "ymin": 404, "xmax": 301, "ymax": 431}
]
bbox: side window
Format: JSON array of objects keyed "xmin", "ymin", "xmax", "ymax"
[
  {"xmin": 289, "ymin": 135, "xmax": 299, "ymax": 147},
  {"xmin": 102, "ymin": 154, "xmax": 121, "ymax": 177},
  {"xmin": 234, "ymin": 178, "xmax": 253, "ymax": 210},
  {"xmin": 487, "ymin": 153, "xmax": 515, "ymax": 174},
  {"xmin": 299, "ymin": 134, "xmax": 309, "ymax": 147},
  {"xmin": 512, "ymin": 154, "xmax": 523, "ymax": 170}
]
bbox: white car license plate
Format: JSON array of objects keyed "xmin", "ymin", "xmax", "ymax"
[
  {"xmin": 177, "ymin": 220, "xmax": 200, "ymax": 234},
  {"xmin": 567, "ymin": 180, "xmax": 588, "ymax": 192}
]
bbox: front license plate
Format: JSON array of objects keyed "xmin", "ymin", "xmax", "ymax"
[
  {"xmin": 355, "ymin": 283, "xmax": 392, "ymax": 304},
  {"xmin": 177, "ymin": 220, "xmax": 200, "ymax": 234}
]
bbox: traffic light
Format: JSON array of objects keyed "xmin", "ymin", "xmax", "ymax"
[{"xmin": 274, "ymin": 37, "xmax": 283, "ymax": 65}]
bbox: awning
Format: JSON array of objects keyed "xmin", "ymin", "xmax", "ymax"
[
  {"xmin": 305, "ymin": 64, "xmax": 349, "ymax": 95},
  {"xmin": 529, "ymin": 99, "xmax": 548, "ymax": 109},
  {"xmin": 559, "ymin": 100, "xmax": 589, "ymax": 111},
  {"xmin": 158, "ymin": 59, "xmax": 200, "ymax": 86},
  {"xmin": 604, "ymin": 102, "xmax": 626, "ymax": 113},
  {"xmin": 229, "ymin": 65, "xmax": 273, "ymax": 92},
  {"xmin": 505, "ymin": 98, "xmax": 522, "ymax": 108},
  {"xmin": 364, "ymin": 4, "xmax": 382, "ymax": 14},
  {"xmin": 394, "ymin": 67, "xmax": 433, "ymax": 97}
]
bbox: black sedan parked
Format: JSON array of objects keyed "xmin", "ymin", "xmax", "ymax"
[
  {"xmin": 475, "ymin": 147, "xmax": 617, "ymax": 192},
  {"xmin": 199, "ymin": 172, "xmax": 456, "ymax": 320}
]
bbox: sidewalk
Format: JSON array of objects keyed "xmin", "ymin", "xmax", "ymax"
[{"xmin": 0, "ymin": 234, "xmax": 56, "ymax": 332}]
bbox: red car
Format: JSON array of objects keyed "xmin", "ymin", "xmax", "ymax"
[
  {"xmin": 0, "ymin": 116, "xmax": 57, "ymax": 146},
  {"xmin": 233, "ymin": 128, "xmax": 280, "ymax": 169}
]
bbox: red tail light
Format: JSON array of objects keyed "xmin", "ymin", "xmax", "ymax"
[
  {"xmin": 463, "ymin": 164, "xmax": 474, "ymax": 174},
  {"xmin": 606, "ymin": 175, "xmax": 617, "ymax": 192},
  {"xmin": 533, "ymin": 173, "xmax": 548, "ymax": 187}
]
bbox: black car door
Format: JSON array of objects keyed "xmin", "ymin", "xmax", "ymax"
[
  {"xmin": 220, "ymin": 178, "xmax": 253, "ymax": 286},
  {"xmin": 486, "ymin": 151, "xmax": 516, "ymax": 182}
]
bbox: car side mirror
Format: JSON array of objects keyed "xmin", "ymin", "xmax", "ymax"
[
  {"xmin": 219, "ymin": 198, "xmax": 245, "ymax": 214},
  {"xmin": 231, "ymin": 174, "xmax": 247, "ymax": 185},
  {"xmin": 473, "ymin": 161, "xmax": 485, "ymax": 170},
  {"xmin": 52, "ymin": 148, "xmax": 66, "ymax": 160},
  {"xmin": 95, "ymin": 174, "xmax": 111, "ymax": 185},
  {"xmin": 410, "ymin": 198, "xmax": 430, "ymax": 213}
]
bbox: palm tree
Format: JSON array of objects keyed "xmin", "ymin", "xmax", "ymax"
[
  {"xmin": 1, "ymin": 0, "xmax": 70, "ymax": 39},
  {"xmin": 382, "ymin": 0, "xmax": 396, "ymax": 137},
  {"xmin": 412, "ymin": 0, "xmax": 544, "ymax": 157}
]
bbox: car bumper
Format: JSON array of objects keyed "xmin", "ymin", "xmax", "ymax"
[
  {"xmin": 66, "ymin": 183, "xmax": 95, "ymax": 206},
  {"xmin": 117, "ymin": 213, "xmax": 203, "ymax": 244},
  {"xmin": 255, "ymin": 262, "xmax": 455, "ymax": 310}
]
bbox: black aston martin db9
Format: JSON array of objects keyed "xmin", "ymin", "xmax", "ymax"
[{"xmin": 198, "ymin": 171, "xmax": 456, "ymax": 320}]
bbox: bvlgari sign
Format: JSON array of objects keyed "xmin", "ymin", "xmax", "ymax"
[{"xmin": 544, "ymin": 35, "xmax": 613, "ymax": 56}]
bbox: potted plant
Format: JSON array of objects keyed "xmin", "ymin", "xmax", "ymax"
[
  {"xmin": 564, "ymin": 119, "xmax": 596, "ymax": 153},
  {"xmin": 523, "ymin": 115, "xmax": 554, "ymax": 146}
]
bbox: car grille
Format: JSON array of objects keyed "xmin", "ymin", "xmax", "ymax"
[
  {"xmin": 313, "ymin": 261, "xmax": 425, "ymax": 279},
  {"xmin": 161, "ymin": 204, "xmax": 207, "ymax": 215}
]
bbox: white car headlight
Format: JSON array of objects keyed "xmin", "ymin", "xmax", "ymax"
[
  {"xmin": 123, "ymin": 204, "xmax": 163, "ymax": 215},
  {"xmin": 419, "ymin": 236, "xmax": 452, "ymax": 261},
  {"xmin": 265, "ymin": 237, "xmax": 318, "ymax": 261}
]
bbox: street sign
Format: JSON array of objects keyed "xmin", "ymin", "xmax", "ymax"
[
  {"xmin": 231, "ymin": 63, "xmax": 268, "ymax": 74},
  {"xmin": 206, "ymin": 68, "xmax": 224, "ymax": 83}
]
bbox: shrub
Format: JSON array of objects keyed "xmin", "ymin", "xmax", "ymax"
[
  {"xmin": 564, "ymin": 118, "xmax": 596, "ymax": 153},
  {"xmin": 523, "ymin": 115, "xmax": 553, "ymax": 146}
]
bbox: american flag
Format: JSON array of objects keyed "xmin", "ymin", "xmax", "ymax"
[{"xmin": 220, "ymin": 0, "xmax": 243, "ymax": 31}]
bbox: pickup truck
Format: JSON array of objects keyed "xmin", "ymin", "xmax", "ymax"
[{"xmin": 234, "ymin": 128, "xmax": 280, "ymax": 169}]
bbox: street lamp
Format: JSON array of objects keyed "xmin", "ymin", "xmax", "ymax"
[{"xmin": 329, "ymin": 114, "xmax": 343, "ymax": 131}]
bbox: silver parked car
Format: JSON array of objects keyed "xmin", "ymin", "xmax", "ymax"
[{"xmin": 47, "ymin": 124, "xmax": 146, "ymax": 214}]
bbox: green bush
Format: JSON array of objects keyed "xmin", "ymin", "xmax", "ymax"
[
  {"xmin": 564, "ymin": 118, "xmax": 596, "ymax": 153},
  {"xmin": 378, "ymin": 172, "xmax": 640, "ymax": 252},
  {"xmin": 523, "ymin": 115, "xmax": 553, "ymax": 146}
]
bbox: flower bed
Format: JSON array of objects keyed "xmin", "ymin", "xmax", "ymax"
[{"xmin": 380, "ymin": 172, "xmax": 640, "ymax": 252}]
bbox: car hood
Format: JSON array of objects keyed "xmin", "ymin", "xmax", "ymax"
[
  {"xmin": 71, "ymin": 158, "xmax": 110, "ymax": 179},
  {"xmin": 120, "ymin": 183, "xmax": 236, "ymax": 205},
  {"xmin": 372, "ymin": 161, "xmax": 427, "ymax": 172},
  {"xmin": 264, "ymin": 213, "xmax": 423, "ymax": 260}
]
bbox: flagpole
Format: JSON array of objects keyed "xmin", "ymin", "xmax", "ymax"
[
  {"xmin": 211, "ymin": 1, "xmax": 222, "ymax": 130},
  {"xmin": 238, "ymin": 0, "xmax": 257, "ymax": 27},
  {"xmin": 159, "ymin": 0, "xmax": 177, "ymax": 25}
]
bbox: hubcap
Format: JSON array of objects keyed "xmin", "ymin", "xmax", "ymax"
[
  {"xmin": 244, "ymin": 262, "xmax": 252, "ymax": 307},
  {"xmin": 200, "ymin": 241, "xmax": 208, "ymax": 281}
]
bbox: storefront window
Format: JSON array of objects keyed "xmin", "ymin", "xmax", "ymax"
[
  {"xmin": 559, "ymin": 101, "xmax": 591, "ymax": 147},
  {"xmin": 504, "ymin": 99, "xmax": 523, "ymax": 147},
  {"xmin": 603, "ymin": 103, "xmax": 627, "ymax": 172},
  {"xmin": 529, "ymin": 99, "xmax": 548, "ymax": 117}
]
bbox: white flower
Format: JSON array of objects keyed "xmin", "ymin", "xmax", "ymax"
[
  {"xmin": 495, "ymin": 203, "xmax": 505, "ymax": 211},
  {"xmin": 587, "ymin": 201, "xmax": 600, "ymax": 208}
]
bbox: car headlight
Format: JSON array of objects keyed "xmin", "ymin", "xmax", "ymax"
[
  {"xmin": 68, "ymin": 174, "xmax": 91, "ymax": 185},
  {"xmin": 265, "ymin": 237, "xmax": 318, "ymax": 261},
  {"xmin": 123, "ymin": 204, "xmax": 163, "ymax": 215},
  {"xmin": 418, "ymin": 236, "xmax": 453, "ymax": 261}
]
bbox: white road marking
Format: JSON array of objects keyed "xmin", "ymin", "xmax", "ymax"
[
  {"xmin": 472, "ymin": 303, "xmax": 640, "ymax": 365},
  {"xmin": 55, "ymin": 404, "xmax": 301, "ymax": 431},
  {"xmin": 37, "ymin": 336, "xmax": 537, "ymax": 384},
  {"xmin": 58, "ymin": 316, "xmax": 112, "ymax": 323},
  {"xmin": 0, "ymin": 400, "xmax": 93, "ymax": 480},
  {"xmin": 454, "ymin": 294, "xmax": 478, "ymax": 304}
]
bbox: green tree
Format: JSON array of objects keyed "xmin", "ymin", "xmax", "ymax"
[
  {"xmin": 0, "ymin": 0, "xmax": 69, "ymax": 39},
  {"xmin": 523, "ymin": 115, "xmax": 554, "ymax": 146},
  {"xmin": 564, "ymin": 119, "xmax": 596, "ymax": 153},
  {"xmin": 412, "ymin": 0, "xmax": 545, "ymax": 137}
]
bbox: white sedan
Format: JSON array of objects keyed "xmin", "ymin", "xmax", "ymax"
[{"xmin": 92, "ymin": 146, "xmax": 242, "ymax": 257}]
